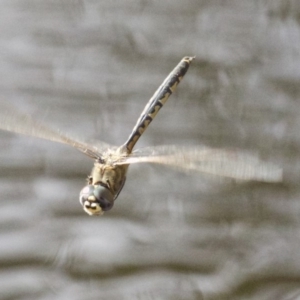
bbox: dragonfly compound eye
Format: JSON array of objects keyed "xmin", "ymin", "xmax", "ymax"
[{"xmin": 79, "ymin": 185, "xmax": 114, "ymax": 215}]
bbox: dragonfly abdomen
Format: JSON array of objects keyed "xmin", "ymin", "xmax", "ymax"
[{"xmin": 123, "ymin": 56, "xmax": 194, "ymax": 153}]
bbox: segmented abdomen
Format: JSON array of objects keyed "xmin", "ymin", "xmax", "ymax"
[{"xmin": 123, "ymin": 56, "xmax": 194, "ymax": 153}]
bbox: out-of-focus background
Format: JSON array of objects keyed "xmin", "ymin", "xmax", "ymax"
[{"xmin": 0, "ymin": 1, "xmax": 299, "ymax": 299}]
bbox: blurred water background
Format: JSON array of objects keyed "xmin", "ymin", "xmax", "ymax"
[{"xmin": 0, "ymin": 1, "xmax": 299, "ymax": 299}]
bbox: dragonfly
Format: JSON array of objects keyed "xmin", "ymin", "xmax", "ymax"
[{"xmin": 0, "ymin": 57, "xmax": 282, "ymax": 216}]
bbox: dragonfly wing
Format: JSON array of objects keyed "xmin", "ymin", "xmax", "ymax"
[
  {"xmin": 0, "ymin": 104, "xmax": 111, "ymax": 160},
  {"xmin": 115, "ymin": 145, "xmax": 282, "ymax": 183}
]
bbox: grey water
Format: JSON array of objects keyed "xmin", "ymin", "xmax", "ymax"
[{"xmin": 0, "ymin": 1, "xmax": 299, "ymax": 299}]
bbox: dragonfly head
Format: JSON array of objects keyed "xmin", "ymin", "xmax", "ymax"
[{"xmin": 79, "ymin": 185, "xmax": 114, "ymax": 215}]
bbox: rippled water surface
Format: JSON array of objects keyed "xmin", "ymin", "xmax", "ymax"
[{"xmin": 0, "ymin": 1, "xmax": 300, "ymax": 299}]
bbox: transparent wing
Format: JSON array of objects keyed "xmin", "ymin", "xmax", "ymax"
[
  {"xmin": 115, "ymin": 145, "xmax": 282, "ymax": 182},
  {"xmin": 0, "ymin": 104, "xmax": 112, "ymax": 160}
]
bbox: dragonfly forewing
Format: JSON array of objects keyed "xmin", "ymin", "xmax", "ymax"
[
  {"xmin": 0, "ymin": 104, "xmax": 112, "ymax": 160},
  {"xmin": 114, "ymin": 145, "xmax": 282, "ymax": 183}
]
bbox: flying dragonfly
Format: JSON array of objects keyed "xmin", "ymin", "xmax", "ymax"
[{"xmin": 0, "ymin": 57, "xmax": 282, "ymax": 215}]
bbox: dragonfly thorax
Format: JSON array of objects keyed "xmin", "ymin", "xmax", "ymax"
[{"xmin": 79, "ymin": 157, "xmax": 129, "ymax": 215}]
